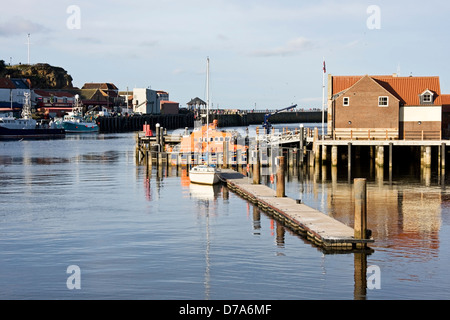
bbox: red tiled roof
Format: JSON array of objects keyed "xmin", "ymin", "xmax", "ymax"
[
  {"xmin": 82, "ymin": 83, "xmax": 118, "ymax": 90},
  {"xmin": 332, "ymin": 75, "xmax": 442, "ymax": 106},
  {"xmin": 0, "ymin": 78, "xmax": 15, "ymax": 89},
  {"xmin": 34, "ymin": 89, "xmax": 75, "ymax": 97},
  {"xmin": 441, "ymin": 94, "xmax": 450, "ymax": 106}
]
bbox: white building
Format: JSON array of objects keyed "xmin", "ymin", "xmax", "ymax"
[
  {"xmin": 0, "ymin": 78, "xmax": 32, "ymax": 110},
  {"xmin": 132, "ymin": 88, "xmax": 169, "ymax": 114}
]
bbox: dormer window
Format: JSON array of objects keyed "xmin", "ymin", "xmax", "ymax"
[
  {"xmin": 423, "ymin": 93, "xmax": 432, "ymax": 103},
  {"xmin": 420, "ymin": 89, "xmax": 434, "ymax": 105}
]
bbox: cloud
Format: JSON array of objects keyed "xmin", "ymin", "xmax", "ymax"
[
  {"xmin": 249, "ymin": 37, "xmax": 313, "ymax": 57},
  {"xmin": 140, "ymin": 40, "xmax": 159, "ymax": 47},
  {"xmin": 0, "ymin": 17, "xmax": 49, "ymax": 37},
  {"xmin": 172, "ymin": 68, "xmax": 185, "ymax": 75}
]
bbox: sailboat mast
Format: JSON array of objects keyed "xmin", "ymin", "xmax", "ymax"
[
  {"xmin": 206, "ymin": 57, "xmax": 209, "ymax": 126},
  {"xmin": 206, "ymin": 57, "xmax": 210, "ymax": 164}
]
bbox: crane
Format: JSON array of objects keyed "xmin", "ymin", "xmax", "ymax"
[{"xmin": 262, "ymin": 104, "xmax": 297, "ymax": 134}]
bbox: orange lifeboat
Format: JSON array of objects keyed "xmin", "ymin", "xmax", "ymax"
[{"xmin": 178, "ymin": 119, "xmax": 247, "ymax": 154}]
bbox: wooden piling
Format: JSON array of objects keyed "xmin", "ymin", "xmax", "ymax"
[
  {"xmin": 222, "ymin": 141, "xmax": 228, "ymax": 168},
  {"xmin": 354, "ymin": 178, "xmax": 368, "ymax": 248},
  {"xmin": 253, "ymin": 148, "xmax": 260, "ymax": 185},
  {"xmin": 389, "ymin": 143, "xmax": 393, "ymax": 168},
  {"xmin": 332, "ymin": 145, "xmax": 338, "ymax": 167},
  {"xmin": 322, "ymin": 145, "xmax": 327, "ymax": 163},
  {"xmin": 376, "ymin": 145, "xmax": 384, "ymax": 168},
  {"xmin": 425, "ymin": 146, "xmax": 431, "ymax": 168},
  {"xmin": 276, "ymin": 156, "xmax": 285, "ymax": 197}
]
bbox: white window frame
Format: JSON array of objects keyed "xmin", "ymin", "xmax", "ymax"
[
  {"xmin": 378, "ymin": 96, "xmax": 389, "ymax": 107},
  {"xmin": 343, "ymin": 97, "xmax": 350, "ymax": 106},
  {"xmin": 423, "ymin": 93, "xmax": 432, "ymax": 103}
]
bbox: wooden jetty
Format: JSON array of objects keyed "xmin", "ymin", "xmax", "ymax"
[{"xmin": 219, "ymin": 168, "xmax": 374, "ymax": 251}]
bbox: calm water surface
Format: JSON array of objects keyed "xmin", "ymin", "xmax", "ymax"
[{"xmin": 1, "ymin": 129, "xmax": 450, "ymax": 300}]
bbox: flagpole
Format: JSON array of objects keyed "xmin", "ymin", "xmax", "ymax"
[{"xmin": 322, "ymin": 58, "xmax": 325, "ymax": 141}]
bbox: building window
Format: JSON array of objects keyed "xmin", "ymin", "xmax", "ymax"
[
  {"xmin": 423, "ymin": 94, "xmax": 432, "ymax": 103},
  {"xmin": 343, "ymin": 97, "xmax": 350, "ymax": 106},
  {"xmin": 378, "ymin": 96, "xmax": 388, "ymax": 107}
]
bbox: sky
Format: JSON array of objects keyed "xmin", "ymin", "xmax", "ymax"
[{"xmin": 1, "ymin": 0, "xmax": 450, "ymax": 110}]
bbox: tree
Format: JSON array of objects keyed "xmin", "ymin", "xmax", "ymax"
[{"xmin": 0, "ymin": 60, "xmax": 6, "ymax": 76}]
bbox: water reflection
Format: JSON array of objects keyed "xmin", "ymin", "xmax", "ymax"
[
  {"xmin": 296, "ymin": 160, "xmax": 447, "ymax": 274},
  {"xmin": 189, "ymin": 183, "xmax": 221, "ymax": 201},
  {"xmin": 137, "ymin": 152, "xmax": 450, "ymax": 299},
  {"xmin": 0, "ymin": 151, "xmax": 120, "ymax": 166}
]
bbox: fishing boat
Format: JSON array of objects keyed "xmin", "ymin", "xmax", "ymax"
[
  {"xmin": 58, "ymin": 94, "xmax": 99, "ymax": 133},
  {"xmin": 189, "ymin": 57, "xmax": 220, "ymax": 185},
  {"xmin": 0, "ymin": 93, "xmax": 65, "ymax": 140}
]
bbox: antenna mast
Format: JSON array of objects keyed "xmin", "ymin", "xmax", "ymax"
[{"xmin": 26, "ymin": 34, "xmax": 31, "ymax": 64}]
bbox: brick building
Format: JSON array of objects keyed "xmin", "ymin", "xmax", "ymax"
[{"xmin": 328, "ymin": 74, "xmax": 443, "ymax": 140}]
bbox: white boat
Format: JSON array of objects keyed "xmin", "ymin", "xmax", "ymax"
[
  {"xmin": 189, "ymin": 165, "xmax": 221, "ymax": 185},
  {"xmin": 189, "ymin": 57, "xmax": 220, "ymax": 185},
  {"xmin": 0, "ymin": 93, "xmax": 65, "ymax": 140}
]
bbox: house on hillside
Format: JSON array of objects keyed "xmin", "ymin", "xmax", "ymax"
[
  {"xmin": 0, "ymin": 78, "xmax": 32, "ymax": 114},
  {"xmin": 328, "ymin": 74, "xmax": 443, "ymax": 140}
]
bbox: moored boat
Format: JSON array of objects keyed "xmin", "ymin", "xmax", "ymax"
[
  {"xmin": 0, "ymin": 93, "xmax": 65, "ymax": 140},
  {"xmin": 58, "ymin": 94, "xmax": 99, "ymax": 133},
  {"xmin": 189, "ymin": 164, "xmax": 220, "ymax": 185},
  {"xmin": 189, "ymin": 57, "xmax": 220, "ymax": 185}
]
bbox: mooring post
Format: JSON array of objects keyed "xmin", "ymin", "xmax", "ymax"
[
  {"xmin": 155, "ymin": 123, "xmax": 160, "ymax": 151},
  {"xmin": 389, "ymin": 142, "xmax": 393, "ymax": 168},
  {"xmin": 276, "ymin": 156, "xmax": 285, "ymax": 197},
  {"xmin": 222, "ymin": 141, "xmax": 228, "ymax": 169},
  {"xmin": 253, "ymin": 147, "xmax": 260, "ymax": 184},
  {"xmin": 332, "ymin": 145, "xmax": 338, "ymax": 167},
  {"xmin": 322, "ymin": 145, "xmax": 327, "ymax": 163},
  {"xmin": 425, "ymin": 146, "xmax": 432, "ymax": 168},
  {"xmin": 354, "ymin": 178, "xmax": 368, "ymax": 248}
]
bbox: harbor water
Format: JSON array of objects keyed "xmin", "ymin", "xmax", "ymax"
[{"xmin": 1, "ymin": 126, "xmax": 450, "ymax": 300}]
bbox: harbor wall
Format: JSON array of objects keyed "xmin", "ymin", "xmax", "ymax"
[
  {"xmin": 97, "ymin": 113, "xmax": 195, "ymax": 132},
  {"xmin": 97, "ymin": 111, "xmax": 325, "ymax": 132},
  {"xmin": 208, "ymin": 111, "xmax": 326, "ymax": 127}
]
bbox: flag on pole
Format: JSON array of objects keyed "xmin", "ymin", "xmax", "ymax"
[{"xmin": 323, "ymin": 60, "xmax": 326, "ymax": 73}]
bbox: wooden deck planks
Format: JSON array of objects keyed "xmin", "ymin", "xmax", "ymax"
[{"xmin": 219, "ymin": 169, "xmax": 373, "ymax": 250}]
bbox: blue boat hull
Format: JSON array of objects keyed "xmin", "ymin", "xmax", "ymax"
[{"xmin": 62, "ymin": 122, "xmax": 99, "ymax": 133}]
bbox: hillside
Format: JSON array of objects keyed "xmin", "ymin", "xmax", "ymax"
[{"xmin": 0, "ymin": 60, "xmax": 74, "ymax": 89}]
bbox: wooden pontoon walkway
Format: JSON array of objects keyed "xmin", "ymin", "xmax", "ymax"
[{"xmin": 219, "ymin": 169, "xmax": 374, "ymax": 251}]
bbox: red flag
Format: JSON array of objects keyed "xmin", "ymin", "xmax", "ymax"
[{"xmin": 323, "ymin": 61, "xmax": 326, "ymax": 73}]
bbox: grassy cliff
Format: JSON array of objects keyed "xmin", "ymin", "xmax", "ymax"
[{"xmin": 0, "ymin": 60, "xmax": 74, "ymax": 89}]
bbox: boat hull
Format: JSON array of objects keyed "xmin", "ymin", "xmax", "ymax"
[
  {"xmin": 62, "ymin": 121, "xmax": 99, "ymax": 133},
  {"xmin": 0, "ymin": 127, "xmax": 66, "ymax": 140},
  {"xmin": 189, "ymin": 166, "xmax": 220, "ymax": 185}
]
